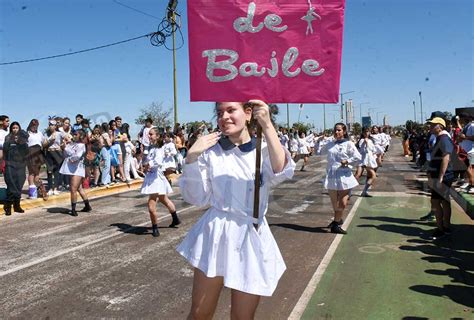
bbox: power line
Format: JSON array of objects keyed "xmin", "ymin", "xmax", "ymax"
[
  {"xmin": 0, "ymin": 33, "xmax": 154, "ymax": 66},
  {"xmin": 112, "ymin": 0, "xmax": 161, "ymax": 20}
]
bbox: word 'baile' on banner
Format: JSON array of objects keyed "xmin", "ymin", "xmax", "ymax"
[{"xmin": 187, "ymin": 0, "xmax": 346, "ymax": 103}]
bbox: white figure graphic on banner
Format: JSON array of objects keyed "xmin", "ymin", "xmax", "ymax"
[{"xmin": 301, "ymin": 6, "xmax": 321, "ymax": 35}]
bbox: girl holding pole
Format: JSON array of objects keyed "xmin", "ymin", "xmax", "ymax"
[{"xmin": 177, "ymin": 100, "xmax": 295, "ymax": 319}]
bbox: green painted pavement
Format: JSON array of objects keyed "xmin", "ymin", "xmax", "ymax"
[{"xmin": 302, "ymin": 196, "xmax": 474, "ymax": 320}]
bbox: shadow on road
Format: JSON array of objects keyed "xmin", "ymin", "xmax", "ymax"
[
  {"xmin": 358, "ymin": 215, "xmax": 474, "ymax": 309},
  {"xmin": 46, "ymin": 207, "xmax": 72, "ymax": 215},
  {"xmin": 110, "ymin": 223, "xmax": 151, "ymax": 235},
  {"xmin": 269, "ymin": 223, "xmax": 329, "ymax": 234}
]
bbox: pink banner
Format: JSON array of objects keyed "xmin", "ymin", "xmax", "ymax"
[{"xmin": 187, "ymin": 0, "xmax": 345, "ymax": 103}]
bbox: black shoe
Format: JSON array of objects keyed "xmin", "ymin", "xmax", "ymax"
[
  {"xmin": 430, "ymin": 228, "xmax": 445, "ymax": 240},
  {"xmin": 80, "ymin": 205, "xmax": 92, "ymax": 212},
  {"xmin": 169, "ymin": 212, "xmax": 181, "ymax": 228},
  {"xmin": 169, "ymin": 218, "xmax": 181, "ymax": 228},
  {"xmin": 71, "ymin": 210, "xmax": 78, "ymax": 217},
  {"xmin": 4, "ymin": 205, "xmax": 11, "ymax": 216},
  {"xmin": 327, "ymin": 219, "xmax": 343, "ymax": 228},
  {"xmin": 331, "ymin": 223, "xmax": 347, "ymax": 234},
  {"xmin": 443, "ymin": 227, "xmax": 452, "ymax": 235},
  {"xmin": 420, "ymin": 212, "xmax": 435, "ymax": 221},
  {"xmin": 360, "ymin": 192, "xmax": 373, "ymax": 197},
  {"xmin": 13, "ymin": 202, "xmax": 24, "ymax": 213},
  {"xmin": 152, "ymin": 227, "xmax": 160, "ymax": 237}
]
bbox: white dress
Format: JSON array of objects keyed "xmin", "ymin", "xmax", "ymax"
[
  {"xmin": 162, "ymin": 142, "xmax": 178, "ymax": 170},
  {"xmin": 177, "ymin": 141, "xmax": 295, "ymax": 296},
  {"xmin": 357, "ymin": 139, "xmax": 378, "ymax": 169},
  {"xmin": 319, "ymin": 139, "xmax": 362, "ymax": 190},
  {"xmin": 140, "ymin": 146, "xmax": 173, "ymax": 195},
  {"xmin": 59, "ymin": 143, "xmax": 86, "ymax": 177},
  {"xmin": 297, "ymin": 137, "xmax": 310, "ymax": 155},
  {"xmin": 371, "ymin": 133, "xmax": 385, "ymax": 155}
]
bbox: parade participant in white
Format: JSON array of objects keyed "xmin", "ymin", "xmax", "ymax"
[
  {"xmin": 162, "ymin": 133, "xmax": 178, "ymax": 184},
  {"xmin": 140, "ymin": 128, "xmax": 180, "ymax": 237},
  {"xmin": 296, "ymin": 131, "xmax": 310, "ymax": 171},
  {"xmin": 355, "ymin": 128, "xmax": 378, "ymax": 197},
  {"xmin": 177, "ymin": 100, "xmax": 295, "ymax": 319},
  {"xmin": 370, "ymin": 126, "xmax": 385, "ymax": 167},
  {"xmin": 317, "ymin": 123, "xmax": 362, "ymax": 234},
  {"xmin": 59, "ymin": 129, "xmax": 91, "ymax": 216}
]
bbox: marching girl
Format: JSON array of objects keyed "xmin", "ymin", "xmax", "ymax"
[
  {"xmin": 317, "ymin": 123, "xmax": 361, "ymax": 234},
  {"xmin": 370, "ymin": 126, "xmax": 385, "ymax": 168},
  {"xmin": 162, "ymin": 133, "xmax": 178, "ymax": 185},
  {"xmin": 177, "ymin": 100, "xmax": 295, "ymax": 319},
  {"xmin": 140, "ymin": 128, "xmax": 180, "ymax": 237},
  {"xmin": 297, "ymin": 131, "xmax": 311, "ymax": 171},
  {"xmin": 355, "ymin": 127, "xmax": 378, "ymax": 197},
  {"xmin": 59, "ymin": 129, "xmax": 92, "ymax": 216}
]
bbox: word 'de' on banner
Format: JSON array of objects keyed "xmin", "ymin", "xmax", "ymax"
[{"xmin": 187, "ymin": 0, "xmax": 346, "ymax": 103}]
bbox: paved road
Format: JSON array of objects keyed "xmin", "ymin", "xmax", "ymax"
[
  {"xmin": 1, "ymin": 138, "xmax": 471, "ymax": 319},
  {"xmin": 0, "ymin": 144, "xmax": 346, "ymax": 319}
]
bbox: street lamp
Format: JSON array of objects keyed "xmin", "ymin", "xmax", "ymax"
[
  {"xmin": 376, "ymin": 112, "xmax": 384, "ymax": 125},
  {"xmin": 419, "ymin": 91, "xmax": 423, "ymax": 122},
  {"xmin": 358, "ymin": 102, "xmax": 370, "ymax": 124},
  {"xmin": 340, "ymin": 91, "xmax": 355, "ymax": 123},
  {"xmin": 323, "ymin": 104, "xmax": 326, "ymax": 132},
  {"xmin": 412, "ymin": 101, "xmax": 416, "ymax": 123}
]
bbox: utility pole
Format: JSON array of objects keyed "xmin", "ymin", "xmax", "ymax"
[
  {"xmin": 419, "ymin": 91, "xmax": 423, "ymax": 123},
  {"xmin": 323, "ymin": 104, "xmax": 326, "ymax": 132},
  {"xmin": 167, "ymin": 0, "xmax": 179, "ymax": 126},
  {"xmin": 286, "ymin": 103, "xmax": 290, "ymax": 130},
  {"xmin": 413, "ymin": 101, "xmax": 416, "ymax": 123}
]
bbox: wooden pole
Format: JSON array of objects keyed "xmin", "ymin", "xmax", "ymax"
[{"xmin": 253, "ymin": 123, "xmax": 263, "ymax": 230}]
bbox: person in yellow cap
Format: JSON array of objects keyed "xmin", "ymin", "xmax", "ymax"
[{"xmin": 426, "ymin": 117, "xmax": 455, "ymax": 240}]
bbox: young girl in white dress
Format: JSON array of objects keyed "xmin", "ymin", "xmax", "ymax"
[
  {"xmin": 371, "ymin": 126, "xmax": 385, "ymax": 168},
  {"xmin": 177, "ymin": 100, "xmax": 295, "ymax": 319},
  {"xmin": 317, "ymin": 123, "xmax": 361, "ymax": 234},
  {"xmin": 140, "ymin": 128, "xmax": 180, "ymax": 237},
  {"xmin": 59, "ymin": 129, "xmax": 92, "ymax": 216},
  {"xmin": 355, "ymin": 127, "xmax": 378, "ymax": 197},
  {"xmin": 161, "ymin": 133, "xmax": 178, "ymax": 185},
  {"xmin": 297, "ymin": 131, "xmax": 311, "ymax": 171}
]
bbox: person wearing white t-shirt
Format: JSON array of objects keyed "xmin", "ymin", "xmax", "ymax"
[
  {"xmin": 459, "ymin": 116, "xmax": 474, "ymax": 193},
  {"xmin": 139, "ymin": 118, "xmax": 154, "ymax": 155},
  {"xmin": 26, "ymin": 119, "xmax": 48, "ymax": 200},
  {"xmin": 0, "ymin": 115, "xmax": 10, "ymax": 174}
]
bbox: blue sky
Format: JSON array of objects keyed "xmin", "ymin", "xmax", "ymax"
[{"xmin": 1, "ymin": 0, "xmax": 472, "ymax": 136}]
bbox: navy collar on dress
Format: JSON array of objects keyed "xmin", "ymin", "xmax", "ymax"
[
  {"xmin": 218, "ymin": 136, "xmax": 257, "ymax": 152},
  {"xmin": 334, "ymin": 138, "xmax": 347, "ymax": 144}
]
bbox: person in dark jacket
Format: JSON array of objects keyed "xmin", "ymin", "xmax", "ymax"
[{"xmin": 3, "ymin": 121, "xmax": 29, "ymax": 215}]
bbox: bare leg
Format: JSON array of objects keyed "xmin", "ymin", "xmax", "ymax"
[
  {"xmin": 148, "ymin": 194, "xmax": 159, "ymax": 225},
  {"xmin": 158, "ymin": 195, "xmax": 176, "ymax": 213},
  {"xmin": 230, "ymin": 289, "xmax": 261, "ymax": 320},
  {"xmin": 188, "ymin": 268, "xmax": 223, "ymax": 320}
]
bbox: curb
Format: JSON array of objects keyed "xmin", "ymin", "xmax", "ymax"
[{"xmin": 0, "ymin": 173, "xmax": 180, "ymax": 216}]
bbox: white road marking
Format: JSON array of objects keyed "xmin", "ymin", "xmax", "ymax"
[
  {"xmin": 0, "ymin": 206, "xmax": 196, "ymax": 278},
  {"xmin": 288, "ymin": 197, "xmax": 362, "ymax": 320},
  {"xmin": 31, "ymin": 222, "xmax": 87, "ymax": 238},
  {"xmin": 285, "ymin": 201, "xmax": 314, "ymax": 215}
]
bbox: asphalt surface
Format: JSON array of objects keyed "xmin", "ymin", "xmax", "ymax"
[
  {"xmin": 0, "ymin": 146, "xmax": 345, "ymax": 319},
  {"xmin": 1, "ymin": 138, "xmax": 472, "ymax": 319}
]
